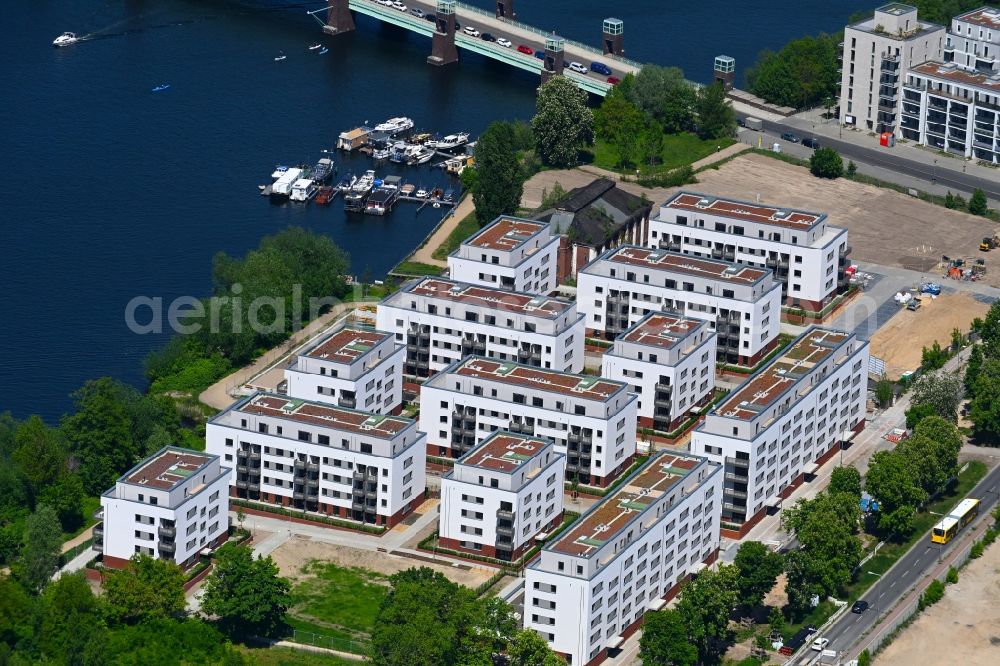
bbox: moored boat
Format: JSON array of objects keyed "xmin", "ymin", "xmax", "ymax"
[
  {"xmin": 337, "ymin": 173, "xmax": 357, "ymax": 191},
  {"xmin": 315, "ymin": 186, "xmax": 335, "ymax": 205},
  {"xmin": 427, "ymin": 132, "xmax": 469, "ymax": 150},
  {"xmin": 373, "ymin": 117, "xmax": 414, "ymax": 134},
  {"xmin": 352, "ymin": 170, "xmax": 376, "ymax": 192},
  {"xmin": 289, "ymin": 178, "xmax": 318, "ymax": 202},
  {"xmin": 310, "ymin": 157, "xmax": 334, "ymax": 183},
  {"xmin": 270, "ymin": 167, "xmax": 303, "ymax": 202}
]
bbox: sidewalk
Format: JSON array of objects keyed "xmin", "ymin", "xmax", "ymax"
[{"xmin": 409, "ymin": 194, "xmax": 474, "ymax": 268}]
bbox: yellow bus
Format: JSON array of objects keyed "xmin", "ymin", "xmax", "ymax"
[{"xmin": 931, "ymin": 498, "xmax": 981, "ymax": 544}]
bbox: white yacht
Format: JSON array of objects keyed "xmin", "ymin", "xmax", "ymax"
[
  {"xmin": 289, "ymin": 178, "xmax": 319, "ymax": 202},
  {"xmin": 427, "ymin": 132, "xmax": 470, "ymax": 150},
  {"xmin": 352, "ymin": 170, "xmax": 376, "ymax": 192},
  {"xmin": 373, "ymin": 117, "xmax": 414, "ymax": 134},
  {"xmin": 53, "ymin": 32, "xmax": 78, "ymax": 47},
  {"xmin": 407, "ymin": 145, "xmax": 435, "ymax": 165}
]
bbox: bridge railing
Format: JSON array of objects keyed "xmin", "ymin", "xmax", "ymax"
[{"xmin": 451, "ymin": 1, "xmax": 643, "ymax": 70}]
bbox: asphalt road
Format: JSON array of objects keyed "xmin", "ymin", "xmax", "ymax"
[
  {"xmin": 814, "ymin": 463, "xmax": 1000, "ymax": 658},
  {"xmin": 742, "ymin": 116, "xmax": 1000, "ymax": 201}
]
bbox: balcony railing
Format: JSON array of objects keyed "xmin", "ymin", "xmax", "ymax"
[
  {"xmin": 158, "ymin": 525, "xmax": 176, "ymax": 539},
  {"xmin": 158, "ymin": 541, "xmax": 175, "ymax": 554}
]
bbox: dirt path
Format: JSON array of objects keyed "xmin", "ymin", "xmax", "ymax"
[
  {"xmin": 409, "ymin": 195, "xmax": 475, "ymax": 268},
  {"xmin": 874, "ymin": 538, "xmax": 1000, "ymax": 666}
]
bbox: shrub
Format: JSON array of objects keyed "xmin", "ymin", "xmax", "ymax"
[
  {"xmin": 809, "ymin": 147, "xmax": 844, "ymax": 179},
  {"xmin": 970, "ymin": 541, "xmax": 985, "ymax": 559},
  {"xmin": 919, "ymin": 579, "xmax": 945, "ymax": 609},
  {"xmin": 946, "ymin": 566, "xmax": 959, "ymax": 584}
]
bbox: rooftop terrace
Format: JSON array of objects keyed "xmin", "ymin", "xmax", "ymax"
[
  {"xmin": 715, "ymin": 328, "xmax": 850, "ymax": 421},
  {"xmin": 601, "ymin": 246, "xmax": 767, "ymax": 285},
  {"xmin": 618, "ymin": 313, "xmax": 706, "ymax": 351},
  {"xmin": 399, "ymin": 278, "xmax": 572, "ymax": 318},
  {"xmin": 302, "ymin": 326, "xmax": 389, "ymax": 364},
  {"xmin": 124, "ymin": 447, "xmax": 214, "ymax": 491},
  {"xmin": 450, "ymin": 357, "xmax": 625, "ymax": 402},
  {"xmin": 465, "ymin": 217, "xmax": 547, "ymax": 252},
  {"xmin": 459, "ymin": 431, "xmax": 551, "ymax": 473},
  {"xmin": 910, "ymin": 61, "xmax": 1000, "ymax": 92},
  {"xmin": 230, "ymin": 393, "xmax": 410, "ymax": 438},
  {"xmin": 549, "ymin": 453, "xmax": 701, "ymax": 557},
  {"xmin": 663, "ymin": 192, "xmax": 824, "ymax": 231},
  {"xmin": 955, "ymin": 6, "xmax": 1000, "ymax": 29}
]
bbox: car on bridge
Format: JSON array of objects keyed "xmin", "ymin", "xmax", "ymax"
[
  {"xmin": 497, "ymin": 37, "xmax": 512, "ymax": 48},
  {"xmin": 568, "ymin": 62, "xmax": 588, "ymax": 74},
  {"xmin": 810, "ymin": 637, "xmax": 829, "ymax": 652},
  {"xmin": 534, "ymin": 50, "xmax": 544, "ymax": 59},
  {"xmin": 516, "ymin": 44, "xmax": 534, "ymax": 55},
  {"xmin": 590, "ymin": 61, "xmax": 612, "ymax": 76},
  {"xmin": 377, "ymin": 0, "xmax": 393, "ymax": 6},
  {"xmin": 409, "ymin": 7, "xmax": 424, "ymax": 18},
  {"xmin": 481, "ymin": 32, "xmax": 495, "ymax": 42},
  {"xmin": 463, "ymin": 26, "xmax": 480, "ymax": 37},
  {"xmin": 391, "ymin": 1, "xmax": 407, "ymax": 11},
  {"xmin": 607, "ymin": 76, "xmax": 621, "ymax": 85}
]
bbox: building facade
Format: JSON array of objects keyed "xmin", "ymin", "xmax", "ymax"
[
  {"xmin": 839, "ymin": 3, "xmax": 945, "ymax": 133},
  {"xmin": 376, "ymin": 277, "xmax": 585, "ymax": 377},
  {"xmin": 648, "ymin": 192, "xmax": 851, "ymax": 312},
  {"xmin": 691, "ymin": 327, "xmax": 869, "ymax": 535},
  {"xmin": 284, "ymin": 324, "xmax": 404, "ymax": 414},
  {"xmin": 439, "ymin": 431, "xmax": 566, "ymax": 560},
  {"xmin": 577, "ymin": 245, "xmax": 783, "ymax": 367},
  {"xmin": 419, "ymin": 356, "xmax": 638, "ymax": 487},
  {"xmin": 601, "ymin": 313, "xmax": 717, "ymax": 433},
  {"xmin": 447, "ymin": 216, "xmax": 560, "ymax": 295},
  {"xmin": 95, "ymin": 447, "xmax": 230, "ymax": 569},
  {"xmin": 523, "ymin": 452, "xmax": 723, "ymax": 666},
  {"xmin": 945, "ymin": 6, "xmax": 1000, "ymax": 74},
  {"xmin": 900, "ymin": 61, "xmax": 1000, "ymax": 161},
  {"xmin": 206, "ymin": 392, "xmax": 426, "ymax": 528}
]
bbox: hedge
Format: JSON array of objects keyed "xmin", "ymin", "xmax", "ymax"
[{"xmin": 230, "ymin": 499, "xmax": 386, "ymax": 534}]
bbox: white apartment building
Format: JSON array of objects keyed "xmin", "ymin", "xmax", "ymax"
[
  {"xmin": 419, "ymin": 356, "xmax": 638, "ymax": 487},
  {"xmin": 648, "ymin": 192, "xmax": 851, "ymax": 312},
  {"xmin": 447, "ymin": 216, "xmax": 560, "ymax": 295},
  {"xmin": 577, "ymin": 246, "xmax": 782, "ymax": 367},
  {"xmin": 691, "ymin": 327, "xmax": 869, "ymax": 535},
  {"xmin": 945, "ymin": 6, "xmax": 1000, "ymax": 74},
  {"xmin": 206, "ymin": 392, "xmax": 426, "ymax": 528},
  {"xmin": 284, "ymin": 324, "xmax": 404, "ymax": 414},
  {"xmin": 900, "ymin": 60, "xmax": 1000, "ymax": 162},
  {"xmin": 376, "ymin": 277, "xmax": 585, "ymax": 377},
  {"xmin": 601, "ymin": 313, "xmax": 717, "ymax": 433},
  {"xmin": 840, "ymin": 3, "xmax": 945, "ymax": 133},
  {"xmin": 439, "ymin": 431, "xmax": 566, "ymax": 561},
  {"xmin": 95, "ymin": 446, "xmax": 230, "ymax": 569},
  {"xmin": 523, "ymin": 451, "xmax": 722, "ymax": 666}
]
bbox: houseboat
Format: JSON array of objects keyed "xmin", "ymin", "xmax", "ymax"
[
  {"xmin": 337, "ymin": 126, "xmax": 371, "ymax": 151},
  {"xmin": 269, "ymin": 167, "xmax": 303, "ymax": 203},
  {"xmin": 289, "ymin": 178, "xmax": 319, "ymax": 202},
  {"xmin": 365, "ymin": 175, "xmax": 402, "ymax": 215}
]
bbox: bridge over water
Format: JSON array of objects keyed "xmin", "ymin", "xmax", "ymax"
[{"xmin": 310, "ymin": 0, "xmax": 643, "ymax": 96}]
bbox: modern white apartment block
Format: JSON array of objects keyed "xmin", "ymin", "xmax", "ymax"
[
  {"xmin": 376, "ymin": 277, "xmax": 585, "ymax": 377},
  {"xmin": 691, "ymin": 327, "xmax": 869, "ymax": 535},
  {"xmin": 577, "ymin": 246, "xmax": 782, "ymax": 367},
  {"xmin": 601, "ymin": 313, "xmax": 717, "ymax": 433},
  {"xmin": 95, "ymin": 447, "xmax": 230, "ymax": 569},
  {"xmin": 648, "ymin": 192, "xmax": 851, "ymax": 312},
  {"xmin": 945, "ymin": 6, "xmax": 1000, "ymax": 74},
  {"xmin": 900, "ymin": 61, "xmax": 1000, "ymax": 161},
  {"xmin": 419, "ymin": 356, "xmax": 638, "ymax": 487},
  {"xmin": 839, "ymin": 3, "xmax": 945, "ymax": 133},
  {"xmin": 523, "ymin": 451, "xmax": 723, "ymax": 666},
  {"xmin": 284, "ymin": 324, "xmax": 404, "ymax": 414},
  {"xmin": 447, "ymin": 216, "xmax": 560, "ymax": 295},
  {"xmin": 206, "ymin": 392, "xmax": 426, "ymax": 528},
  {"xmin": 439, "ymin": 431, "xmax": 566, "ymax": 561}
]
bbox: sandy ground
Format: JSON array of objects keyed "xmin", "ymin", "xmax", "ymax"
[
  {"xmin": 869, "ymin": 291, "xmax": 989, "ymax": 378},
  {"xmin": 269, "ymin": 535, "xmax": 494, "ymax": 589},
  {"xmin": 409, "ymin": 195, "xmax": 475, "ymax": 267},
  {"xmin": 874, "ymin": 539, "xmax": 1000, "ymax": 666}
]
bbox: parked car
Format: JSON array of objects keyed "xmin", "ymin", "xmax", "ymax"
[
  {"xmin": 481, "ymin": 32, "xmax": 495, "ymax": 42},
  {"xmin": 607, "ymin": 76, "xmax": 621, "ymax": 85},
  {"xmin": 463, "ymin": 26, "xmax": 480, "ymax": 37},
  {"xmin": 423, "ymin": 12, "xmax": 436, "ymax": 22},
  {"xmin": 496, "ymin": 37, "xmax": 512, "ymax": 48},
  {"xmin": 810, "ymin": 638, "xmax": 830, "ymax": 652},
  {"xmin": 391, "ymin": 1, "xmax": 407, "ymax": 11},
  {"xmin": 781, "ymin": 131, "xmax": 800, "ymax": 143},
  {"xmin": 568, "ymin": 61, "xmax": 588, "ymax": 74},
  {"xmin": 736, "ymin": 117, "xmax": 746, "ymax": 127},
  {"xmin": 590, "ymin": 61, "xmax": 612, "ymax": 76},
  {"xmin": 516, "ymin": 44, "xmax": 534, "ymax": 55},
  {"xmin": 410, "ymin": 7, "xmax": 424, "ymax": 18},
  {"xmin": 377, "ymin": 0, "xmax": 393, "ymax": 5},
  {"xmin": 802, "ymin": 137, "xmax": 821, "ymax": 149},
  {"xmin": 534, "ymin": 49, "xmax": 545, "ymax": 59},
  {"xmin": 850, "ymin": 600, "xmax": 869, "ymax": 614}
]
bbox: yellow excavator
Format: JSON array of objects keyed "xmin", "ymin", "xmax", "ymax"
[{"xmin": 980, "ymin": 234, "xmax": 999, "ymax": 252}]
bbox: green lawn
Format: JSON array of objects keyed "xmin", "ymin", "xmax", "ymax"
[
  {"xmin": 392, "ymin": 261, "xmax": 444, "ymax": 277},
  {"xmin": 432, "ymin": 211, "xmax": 480, "ymax": 261},
  {"xmin": 236, "ymin": 646, "xmax": 358, "ymax": 666},
  {"xmin": 285, "ymin": 562, "xmax": 387, "ymax": 652},
  {"xmin": 591, "ymin": 133, "xmax": 736, "ymax": 174},
  {"xmin": 64, "ymin": 496, "xmax": 102, "ymax": 542}
]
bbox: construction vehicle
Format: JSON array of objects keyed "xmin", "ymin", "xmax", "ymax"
[
  {"xmin": 979, "ymin": 234, "xmax": 999, "ymax": 251},
  {"xmin": 907, "ymin": 297, "xmax": 922, "ymax": 311}
]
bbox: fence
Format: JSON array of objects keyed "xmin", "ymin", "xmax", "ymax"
[
  {"xmin": 61, "ymin": 537, "xmax": 94, "ymax": 565},
  {"xmin": 289, "ymin": 629, "xmax": 369, "ymax": 657}
]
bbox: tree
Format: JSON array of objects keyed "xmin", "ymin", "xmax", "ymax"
[
  {"xmin": 809, "ymin": 147, "xmax": 844, "ymax": 179},
  {"xmin": 11, "ymin": 416, "xmax": 68, "ymax": 509},
  {"xmin": 965, "ymin": 344, "xmax": 984, "ymax": 395},
  {"xmin": 638, "ymin": 122, "xmax": 665, "ymax": 167},
  {"xmin": 694, "ymin": 81, "xmax": 736, "ymax": 140},
  {"xmin": 746, "ymin": 34, "xmax": 840, "ymax": 109},
  {"xmin": 201, "ymin": 545, "xmax": 290, "ymax": 639},
  {"xmin": 865, "ymin": 450, "xmax": 926, "ymax": 536},
  {"xmin": 103, "ymin": 554, "xmax": 185, "ymax": 625},
  {"xmin": 921, "ymin": 341, "xmax": 949, "ymax": 371},
  {"xmin": 968, "ymin": 188, "xmax": 989, "ymax": 216},
  {"xmin": 733, "ymin": 541, "xmax": 784, "ymax": 609},
  {"xmin": 532, "ymin": 77, "xmax": 594, "ymax": 168},
  {"xmin": 945, "ymin": 191, "xmax": 957, "ymax": 209},
  {"xmin": 37, "ymin": 573, "xmax": 107, "ymax": 663},
  {"xmin": 909, "ymin": 371, "xmax": 963, "ymax": 422},
  {"xmin": 16, "ymin": 505, "xmax": 63, "ymax": 593},
  {"xmin": 969, "ymin": 358, "xmax": 1000, "ymax": 440},
  {"xmin": 639, "ymin": 609, "xmax": 698, "ymax": 666},
  {"xmin": 829, "ymin": 466, "xmax": 863, "ymax": 499},
  {"xmin": 875, "ymin": 377, "xmax": 894, "ymax": 408},
  {"xmin": 627, "ymin": 65, "xmax": 697, "ymax": 134},
  {"xmin": 508, "ymin": 629, "xmax": 566, "ymax": 666},
  {"xmin": 981, "ymin": 300, "xmax": 1000, "ymax": 356},
  {"xmin": 846, "ymin": 160, "xmax": 858, "ymax": 179},
  {"xmin": 471, "ymin": 121, "xmax": 525, "ymax": 226},
  {"xmin": 905, "ymin": 402, "xmax": 937, "ymax": 429},
  {"xmin": 674, "ymin": 564, "xmax": 739, "ymax": 661},
  {"xmin": 594, "ymin": 90, "xmax": 646, "ymax": 168}
]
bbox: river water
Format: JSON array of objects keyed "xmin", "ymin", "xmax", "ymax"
[{"xmin": 1, "ymin": 0, "xmax": 869, "ymax": 420}]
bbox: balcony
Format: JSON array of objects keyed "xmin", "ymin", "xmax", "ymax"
[
  {"xmin": 158, "ymin": 541, "xmax": 175, "ymax": 554},
  {"xmin": 497, "ymin": 509, "xmax": 514, "ymax": 521},
  {"xmin": 724, "ymin": 471, "xmax": 748, "ymax": 483},
  {"xmin": 92, "ymin": 508, "xmax": 104, "ymax": 521},
  {"xmin": 92, "ymin": 540, "xmax": 103, "ymax": 553},
  {"xmin": 248, "ymin": 450, "xmax": 261, "ymax": 461},
  {"xmin": 294, "ymin": 459, "xmax": 307, "ymax": 471},
  {"xmin": 236, "ymin": 479, "xmax": 249, "ymax": 489},
  {"xmin": 496, "ymin": 524, "xmax": 515, "ymax": 538},
  {"xmin": 338, "ymin": 397, "xmax": 357, "ymax": 410},
  {"xmin": 158, "ymin": 525, "xmax": 176, "ymax": 539},
  {"xmin": 307, "ymin": 478, "xmax": 319, "ymax": 489},
  {"xmin": 236, "ymin": 464, "xmax": 248, "ymax": 475},
  {"xmin": 93, "ymin": 522, "xmax": 104, "ymax": 537},
  {"xmin": 248, "ymin": 482, "xmax": 260, "ymax": 492},
  {"xmin": 726, "ymin": 456, "xmax": 750, "ymax": 469}
]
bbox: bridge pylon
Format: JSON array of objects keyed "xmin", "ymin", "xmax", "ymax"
[
  {"xmin": 540, "ymin": 35, "xmax": 565, "ymax": 86},
  {"xmin": 602, "ymin": 18, "xmax": 623, "ymax": 56},
  {"xmin": 323, "ymin": 0, "xmax": 355, "ymax": 35},
  {"xmin": 428, "ymin": 0, "xmax": 459, "ymax": 66},
  {"xmin": 496, "ymin": 0, "xmax": 515, "ymax": 20}
]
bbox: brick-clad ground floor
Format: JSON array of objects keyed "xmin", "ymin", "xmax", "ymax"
[{"xmin": 438, "ymin": 511, "xmax": 565, "ymax": 562}]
